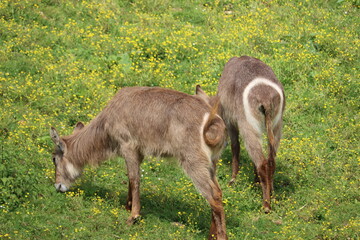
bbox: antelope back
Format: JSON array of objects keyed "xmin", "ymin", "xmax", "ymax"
[{"xmin": 100, "ymin": 87, "xmax": 225, "ymax": 158}]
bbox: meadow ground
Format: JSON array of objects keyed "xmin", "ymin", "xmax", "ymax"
[{"xmin": 0, "ymin": 0, "xmax": 359, "ymax": 239}]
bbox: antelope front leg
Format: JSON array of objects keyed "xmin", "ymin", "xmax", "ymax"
[
  {"xmin": 126, "ymin": 181, "xmax": 132, "ymax": 211},
  {"xmin": 126, "ymin": 177, "xmax": 141, "ymax": 225},
  {"xmin": 124, "ymin": 150, "xmax": 143, "ymax": 225}
]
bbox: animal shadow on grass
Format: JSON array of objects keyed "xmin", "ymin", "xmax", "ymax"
[
  {"xmin": 141, "ymin": 191, "xmax": 212, "ymax": 232},
  {"xmin": 77, "ymin": 179, "xmax": 128, "ymax": 204},
  {"xmin": 76, "ymin": 177, "xmax": 212, "ymax": 234}
]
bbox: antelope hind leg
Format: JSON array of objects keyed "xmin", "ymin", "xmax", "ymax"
[
  {"xmin": 228, "ymin": 123, "xmax": 240, "ymax": 186},
  {"xmin": 182, "ymin": 156, "xmax": 227, "ymax": 240}
]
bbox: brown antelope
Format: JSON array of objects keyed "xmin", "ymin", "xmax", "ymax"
[
  {"xmin": 217, "ymin": 56, "xmax": 285, "ymax": 213},
  {"xmin": 50, "ymin": 86, "xmax": 228, "ymax": 240}
]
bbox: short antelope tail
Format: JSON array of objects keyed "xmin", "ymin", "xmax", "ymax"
[{"xmin": 203, "ymin": 97, "xmax": 225, "ymax": 148}]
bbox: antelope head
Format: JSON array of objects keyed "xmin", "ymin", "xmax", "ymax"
[{"xmin": 49, "ymin": 122, "xmax": 84, "ymax": 192}]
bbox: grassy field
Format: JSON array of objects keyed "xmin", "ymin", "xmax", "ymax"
[{"xmin": 0, "ymin": 0, "xmax": 359, "ymax": 239}]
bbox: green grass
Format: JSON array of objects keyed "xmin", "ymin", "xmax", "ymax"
[{"xmin": 1, "ymin": 0, "xmax": 359, "ymax": 239}]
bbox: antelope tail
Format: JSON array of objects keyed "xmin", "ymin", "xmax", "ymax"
[
  {"xmin": 203, "ymin": 97, "xmax": 225, "ymax": 148},
  {"xmin": 264, "ymin": 106, "xmax": 276, "ymax": 163}
]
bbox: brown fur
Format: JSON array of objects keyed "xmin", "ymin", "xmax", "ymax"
[
  {"xmin": 50, "ymin": 86, "xmax": 228, "ymax": 240},
  {"xmin": 217, "ymin": 56, "xmax": 285, "ymax": 212}
]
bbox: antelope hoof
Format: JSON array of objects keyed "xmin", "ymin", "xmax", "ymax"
[
  {"xmin": 126, "ymin": 215, "xmax": 141, "ymax": 225},
  {"xmin": 264, "ymin": 206, "xmax": 271, "ymax": 214}
]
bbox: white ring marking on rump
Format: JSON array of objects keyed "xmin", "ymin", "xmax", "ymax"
[{"xmin": 242, "ymin": 77, "xmax": 284, "ymax": 133}]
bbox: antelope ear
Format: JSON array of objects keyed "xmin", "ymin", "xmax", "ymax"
[
  {"xmin": 73, "ymin": 122, "xmax": 84, "ymax": 133},
  {"xmin": 195, "ymin": 85, "xmax": 210, "ymax": 103},
  {"xmin": 50, "ymin": 127, "xmax": 61, "ymax": 145},
  {"xmin": 50, "ymin": 127, "xmax": 66, "ymax": 152},
  {"xmin": 195, "ymin": 85, "xmax": 203, "ymax": 94}
]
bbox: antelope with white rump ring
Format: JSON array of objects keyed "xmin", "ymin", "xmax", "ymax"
[
  {"xmin": 217, "ymin": 56, "xmax": 285, "ymax": 213},
  {"xmin": 50, "ymin": 86, "xmax": 228, "ymax": 240}
]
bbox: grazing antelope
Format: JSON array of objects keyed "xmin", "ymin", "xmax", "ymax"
[
  {"xmin": 217, "ymin": 56, "xmax": 285, "ymax": 212},
  {"xmin": 50, "ymin": 86, "xmax": 228, "ymax": 240}
]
